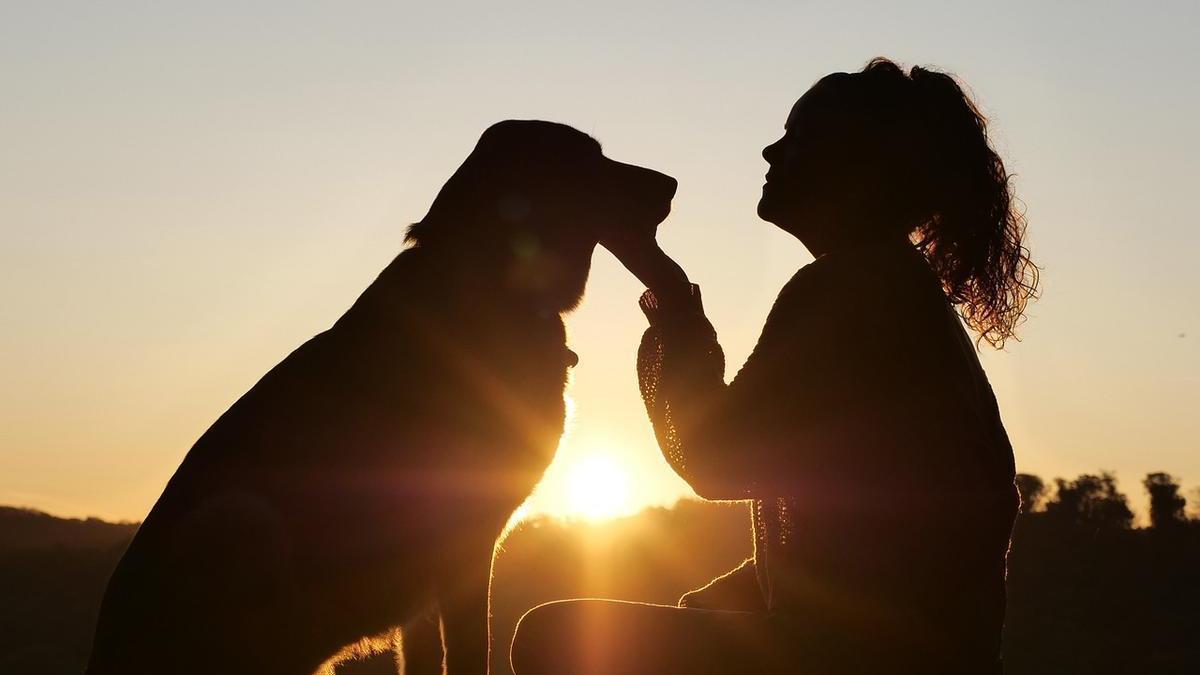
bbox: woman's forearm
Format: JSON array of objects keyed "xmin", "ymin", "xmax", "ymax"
[{"xmin": 635, "ymin": 278, "xmax": 756, "ymax": 499}]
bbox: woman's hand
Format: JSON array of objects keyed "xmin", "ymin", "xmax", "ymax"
[{"xmin": 600, "ymin": 232, "xmax": 692, "ymax": 306}]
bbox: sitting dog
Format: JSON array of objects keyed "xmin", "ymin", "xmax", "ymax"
[{"xmin": 86, "ymin": 120, "xmax": 677, "ymax": 675}]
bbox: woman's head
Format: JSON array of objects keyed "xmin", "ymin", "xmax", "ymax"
[{"xmin": 759, "ymin": 58, "xmax": 1038, "ymax": 348}]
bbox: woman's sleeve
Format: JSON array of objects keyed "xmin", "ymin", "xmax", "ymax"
[
  {"xmin": 636, "ymin": 285, "xmax": 775, "ymax": 500},
  {"xmin": 636, "ymin": 274, "xmax": 913, "ymax": 501}
]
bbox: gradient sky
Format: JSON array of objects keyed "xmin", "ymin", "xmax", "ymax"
[{"xmin": 2, "ymin": 1, "xmax": 1197, "ymax": 522}]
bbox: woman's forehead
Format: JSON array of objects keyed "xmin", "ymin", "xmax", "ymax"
[{"xmin": 785, "ymin": 73, "xmax": 854, "ymax": 131}]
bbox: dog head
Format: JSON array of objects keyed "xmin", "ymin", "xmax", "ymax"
[{"xmin": 406, "ymin": 120, "xmax": 678, "ymax": 311}]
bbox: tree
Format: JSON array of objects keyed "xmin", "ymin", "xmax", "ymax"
[
  {"xmin": 1015, "ymin": 473, "xmax": 1046, "ymax": 513},
  {"xmin": 1044, "ymin": 472, "xmax": 1134, "ymax": 530},
  {"xmin": 1143, "ymin": 472, "xmax": 1187, "ymax": 528}
]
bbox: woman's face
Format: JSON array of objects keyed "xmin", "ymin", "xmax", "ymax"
[
  {"xmin": 757, "ymin": 81, "xmax": 839, "ymax": 233},
  {"xmin": 759, "ymin": 75, "xmax": 892, "ymax": 255}
]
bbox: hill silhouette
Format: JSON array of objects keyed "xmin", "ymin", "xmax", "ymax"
[
  {"xmin": 0, "ymin": 508, "xmax": 135, "ymax": 675},
  {"xmin": 0, "ymin": 507, "xmax": 135, "ymax": 554},
  {"xmin": 2, "ymin": 473, "xmax": 1198, "ymax": 675}
]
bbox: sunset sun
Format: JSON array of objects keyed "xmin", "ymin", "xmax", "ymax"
[{"xmin": 565, "ymin": 453, "xmax": 633, "ymax": 521}]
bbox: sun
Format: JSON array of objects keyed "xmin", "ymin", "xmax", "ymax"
[{"xmin": 565, "ymin": 453, "xmax": 633, "ymax": 521}]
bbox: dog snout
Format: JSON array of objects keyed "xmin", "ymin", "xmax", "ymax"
[
  {"xmin": 639, "ymin": 167, "xmax": 676, "ymax": 203},
  {"xmin": 656, "ymin": 171, "xmax": 678, "ymax": 201},
  {"xmin": 616, "ymin": 161, "xmax": 677, "ymax": 203}
]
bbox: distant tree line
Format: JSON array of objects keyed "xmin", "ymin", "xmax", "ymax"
[
  {"xmin": 1014, "ymin": 470, "xmax": 1195, "ymax": 529},
  {"xmin": 1005, "ymin": 471, "xmax": 1200, "ymax": 675}
]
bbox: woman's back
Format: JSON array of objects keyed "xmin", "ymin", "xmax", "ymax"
[
  {"xmin": 743, "ymin": 240, "xmax": 1019, "ymax": 666},
  {"xmin": 635, "ymin": 238, "xmax": 1017, "ymax": 669}
]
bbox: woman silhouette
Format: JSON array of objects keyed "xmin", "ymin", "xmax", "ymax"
[{"xmin": 511, "ymin": 58, "xmax": 1038, "ymax": 675}]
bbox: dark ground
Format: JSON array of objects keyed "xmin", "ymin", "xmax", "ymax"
[{"xmin": 2, "ymin": 471, "xmax": 1198, "ymax": 675}]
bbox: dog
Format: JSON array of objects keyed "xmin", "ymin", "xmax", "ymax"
[{"xmin": 85, "ymin": 120, "xmax": 677, "ymax": 675}]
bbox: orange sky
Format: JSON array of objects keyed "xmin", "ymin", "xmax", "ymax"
[{"xmin": 1, "ymin": 1, "xmax": 1198, "ymax": 522}]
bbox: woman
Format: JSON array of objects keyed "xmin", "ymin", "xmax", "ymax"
[{"xmin": 511, "ymin": 58, "xmax": 1038, "ymax": 675}]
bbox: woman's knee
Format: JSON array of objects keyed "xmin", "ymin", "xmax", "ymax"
[
  {"xmin": 679, "ymin": 558, "xmax": 764, "ymax": 611},
  {"xmin": 509, "ymin": 600, "xmax": 581, "ymax": 675}
]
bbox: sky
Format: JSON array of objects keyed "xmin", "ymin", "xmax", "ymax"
[{"xmin": 1, "ymin": 1, "xmax": 1198, "ymax": 522}]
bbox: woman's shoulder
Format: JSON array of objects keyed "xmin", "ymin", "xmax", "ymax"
[{"xmin": 780, "ymin": 239, "xmax": 936, "ymax": 308}]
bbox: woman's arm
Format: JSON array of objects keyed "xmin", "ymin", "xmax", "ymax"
[
  {"xmin": 635, "ymin": 285, "xmax": 744, "ymax": 498},
  {"xmin": 604, "ymin": 238, "xmax": 769, "ymax": 498},
  {"xmin": 610, "ymin": 239, "xmax": 914, "ymax": 501}
]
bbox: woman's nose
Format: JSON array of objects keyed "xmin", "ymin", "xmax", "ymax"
[{"xmin": 762, "ymin": 140, "xmax": 777, "ymax": 163}]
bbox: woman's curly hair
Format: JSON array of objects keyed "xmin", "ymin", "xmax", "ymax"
[{"xmin": 856, "ymin": 58, "xmax": 1039, "ymax": 348}]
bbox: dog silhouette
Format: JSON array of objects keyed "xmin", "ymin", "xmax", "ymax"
[{"xmin": 86, "ymin": 120, "xmax": 677, "ymax": 675}]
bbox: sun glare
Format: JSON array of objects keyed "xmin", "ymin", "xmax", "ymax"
[{"xmin": 566, "ymin": 453, "xmax": 633, "ymax": 521}]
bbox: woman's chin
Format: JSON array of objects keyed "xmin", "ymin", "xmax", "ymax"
[{"xmin": 756, "ymin": 196, "xmax": 775, "ymax": 223}]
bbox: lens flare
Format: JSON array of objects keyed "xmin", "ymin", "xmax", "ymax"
[{"xmin": 567, "ymin": 453, "xmax": 633, "ymax": 521}]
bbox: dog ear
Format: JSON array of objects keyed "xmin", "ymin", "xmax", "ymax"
[
  {"xmin": 407, "ymin": 135, "xmax": 512, "ymax": 245},
  {"xmin": 407, "ymin": 120, "xmax": 600, "ymax": 246},
  {"xmin": 497, "ymin": 192, "xmax": 532, "ymax": 224}
]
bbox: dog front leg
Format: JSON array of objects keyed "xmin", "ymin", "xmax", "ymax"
[
  {"xmin": 402, "ymin": 608, "xmax": 445, "ymax": 675},
  {"xmin": 438, "ymin": 560, "xmax": 493, "ymax": 675}
]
